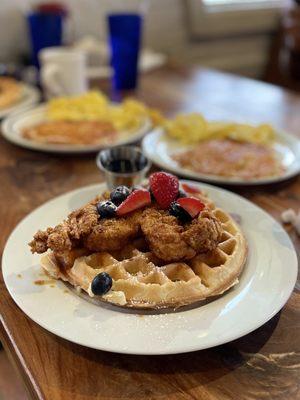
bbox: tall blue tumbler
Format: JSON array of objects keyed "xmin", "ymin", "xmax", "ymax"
[
  {"xmin": 108, "ymin": 14, "xmax": 142, "ymax": 90},
  {"xmin": 27, "ymin": 12, "xmax": 63, "ymax": 68}
]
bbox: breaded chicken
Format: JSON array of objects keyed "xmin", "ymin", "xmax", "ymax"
[
  {"xmin": 140, "ymin": 209, "xmax": 196, "ymax": 262},
  {"xmin": 30, "ymin": 203, "xmax": 99, "ymax": 254},
  {"xmin": 84, "ymin": 212, "xmax": 142, "ymax": 251},
  {"xmin": 29, "ymin": 197, "xmax": 142, "ymax": 255},
  {"xmin": 29, "ymin": 193, "xmax": 223, "ymax": 264},
  {"xmin": 68, "ymin": 204, "xmax": 99, "ymax": 239},
  {"xmin": 30, "ymin": 228, "xmax": 54, "ymax": 253},
  {"xmin": 182, "ymin": 210, "xmax": 223, "ymax": 253},
  {"xmin": 140, "ymin": 208, "xmax": 222, "ymax": 262}
]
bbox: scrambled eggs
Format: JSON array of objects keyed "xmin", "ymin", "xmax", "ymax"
[
  {"xmin": 165, "ymin": 113, "xmax": 275, "ymax": 145},
  {"xmin": 46, "ymin": 91, "xmax": 275, "ymax": 145},
  {"xmin": 47, "ymin": 91, "xmax": 163, "ymax": 132}
]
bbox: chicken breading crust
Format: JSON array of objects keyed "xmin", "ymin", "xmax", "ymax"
[
  {"xmin": 140, "ymin": 208, "xmax": 222, "ymax": 261},
  {"xmin": 29, "ymin": 195, "xmax": 223, "ymax": 263}
]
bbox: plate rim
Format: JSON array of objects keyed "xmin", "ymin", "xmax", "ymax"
[
  {"xmin": 1, "ymin": 104, "xmax": 151, "ymax": 154},
  {"xmin": 2, "ymin": 181, "xmax": 298, "ymax": 355},
  {"xmin": 142, "ymin": 128, "xmax": 300, "ymax": 186}
]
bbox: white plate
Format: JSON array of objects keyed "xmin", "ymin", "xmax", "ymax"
[
  {"xmin": 1, "ymin": 105, "xmax": 151, "ymax": 154},
  {"xmin": 2, "ymin": 182, "xmax": 297, "ymax": 355},
  {"xmin": 0, "ymin": 84, "xmax": 40, "ymax": 119},
  {"xmin": 142, "ymin": 128, "xmax": 300, "ymax": 185}
]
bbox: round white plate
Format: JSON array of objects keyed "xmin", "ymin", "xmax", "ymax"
[
  {"xmin": 1, "ymin": 105, "xmax": 151, "ymax": 154},
  {"xmin": 142, "ymin": 128, "xmax": 300, "ymax": 185},
  {"xmin": 2, "ymin": 182, "xmax": 297, "ymax": 354},
  {"xmin": 0, "ymin": 83, "xmax": 40, "ymax": 119}
]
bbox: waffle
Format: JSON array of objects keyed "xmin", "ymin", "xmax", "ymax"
[{"xmin": 41, "ymin": 206, "xmax": 247, "ymax": 309}]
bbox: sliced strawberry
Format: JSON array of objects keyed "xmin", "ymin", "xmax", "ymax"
[
  {"xmin": 177, "ymin": 197, "xmax": 205, "ymax": 218},
  {"xmin": 116, "ymin": 189, "xmax": 151, "ymax": 216},
  {"xmin": 181, "ymin": 183, "xmax": 202, "ymax": 195},
  {"xmin": 149, "ymin": 172, "xmax": 179, "ymax": 209}
]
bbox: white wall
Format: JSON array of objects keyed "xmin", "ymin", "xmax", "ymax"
[
  {"xmin": 0, "ymin": 0, "xmax": 276, "ymax": 78},
  {"xmin": 0, "ymin": 0, "xmax": 30, "ymax": 62},
  {"xmin": 0, "ymin": 0, "xmax": 186, "ymax": 62}
]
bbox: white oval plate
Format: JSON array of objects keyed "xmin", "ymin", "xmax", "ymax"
[
  {"xmin": 1, "ymin": 105, "xmax": 151, "ymax": 154},
  {"xmin": 142, "ymin": 128, "xmax": 300, "ymax": 185},
  {"xmin": 2, "ymin": 182, "xmax": 297, "ymax": 354},
  {"xmin": 0, "ymin": 83, "xmax": 41, "ymax": 119}
]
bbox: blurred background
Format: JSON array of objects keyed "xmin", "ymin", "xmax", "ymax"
[{"xmin": 1, "ymin": 0, "xmax": 300, "ymax": 88}]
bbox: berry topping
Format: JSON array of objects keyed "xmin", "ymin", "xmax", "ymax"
[
  {"xmin": 177, "ymin": 197, "xmax": 205, "ymax": 218},
  {"xmin": 110, "ymin": 186, "xmax": 131, "ymax": 206},
  {"xmin": 117, "ymin": 189, "xmax": 151, "ymax": 216},
  {"xmin": 96, "ymin": 201, "xmax": 117, "ymax": 218},
  {"xmin": 91, "ymin": 272, "xmax": 112, "ymax": 296},
  {"xmin": 177, "ymin": 189, "xmax": 187, "ymax": 198},
  {"xmin": 169, "ymin": 202, "xmax": 192, "ymax": 223},
  {"xmin": 149, "ymin": 188, "xmax": 156, "ymax": 201},
  {"xmin": 181, "ymin": 183, "xmax": 202, "ymax": 195},
  {"xmin": 149, "ymin": 172, "xmax": 179, "ymax": 209}
]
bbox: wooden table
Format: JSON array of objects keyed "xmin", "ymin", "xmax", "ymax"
[{"xmin": 0, "ymin": 66, "xmax": 299, "ymax": 400}]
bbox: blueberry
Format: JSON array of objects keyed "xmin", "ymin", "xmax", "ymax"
[
  {"xmin": 110, "ymin": 186, "xmax": 131, "ymax": 206},
  {"xmin": 91, "ymin": 272, "xmax": 112, "ymax": 296},
  {"xmin": 169, "ymin": 202, "xmax": 191, "ymax": 223},
  {"xmin": 96, "ymin": 201, "xmax": 116, "ymax": 218},
  {"xmin": 177, "ymin": 190, "xmax": 187, "ymax": 198}
]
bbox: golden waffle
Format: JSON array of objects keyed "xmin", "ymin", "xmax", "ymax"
[{"xmin": 41, "ymin": 206, "xmax": 247, "ymax": 309}]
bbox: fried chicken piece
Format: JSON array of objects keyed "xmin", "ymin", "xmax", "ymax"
[
  {"xmin": 84, "ymin": 212, "xmax": 141, "ymax": 252},
  {"xmin": 30, "ymin": 225, "xmax": 72, "ymax": 254},
  {"xmin": 68, "ymin": 204, "xmax": 99, "ymax": 239},
  {"xmin": 140, "ymin": 209, "xmax": 196, "ymax": 262},
  {"xmin": 30, "ymin": 191, "xmax": 223, "ymax": 263},
  {"xmin": 29, "ymin": 203, "xmax": 99, "ymax": 254},
  {"xmin": 182, "ymin": 210, "xmax": 222, "ymax": 253},
  {"xmin": 29, "ymin": 228, "xmax": 54, "ymax": 253},
  {"xmin": 47, "ymin": 224, "xmax": 73, "ymax": 252},
  {"xmin": 141, "ymin": 208, "xmax": 223, "ymax": 262},
  {"xmin": 29, "ymin": 196, "xmax": 142, "ymax": 254}
]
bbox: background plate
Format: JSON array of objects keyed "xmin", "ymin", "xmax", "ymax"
[
  {"xmin": 142, "ymin": 128, "xmax": 300, "ymax": 185},
  {"xmin": 1, "ymin": 105, "xmax": 151, "ymax": 154},
  {"xmin": 2, "ymin": 182, "xmax": 297, "ymax": 355}
]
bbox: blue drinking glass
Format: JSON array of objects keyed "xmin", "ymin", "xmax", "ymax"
[
  {"xmin": 27, "ymin": 12, "xmax": 63, "ymax": 68},
  {"xmin": 107, "ymin": 13, "xmax": 142, "ymax": 90}
]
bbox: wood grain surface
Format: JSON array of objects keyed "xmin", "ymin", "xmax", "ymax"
[{"xmin": 0, "ymin": 65, "xmax": 299, "ymax": 400}]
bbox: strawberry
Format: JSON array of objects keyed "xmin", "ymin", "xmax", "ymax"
[
  {"xmin": 149, "ymin": 172, "xmax": 179, "ymax": 209},
  {"xmin": 116, "ymin": 189, "xmax": 151, "ymax": 216},
  {"xmin": 177, "ymin": 197, "xmax": 205, "ymax": 218},
  {"xmin": 181, "ymin": 183, "xmax": 202, "ymax": 195}
]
